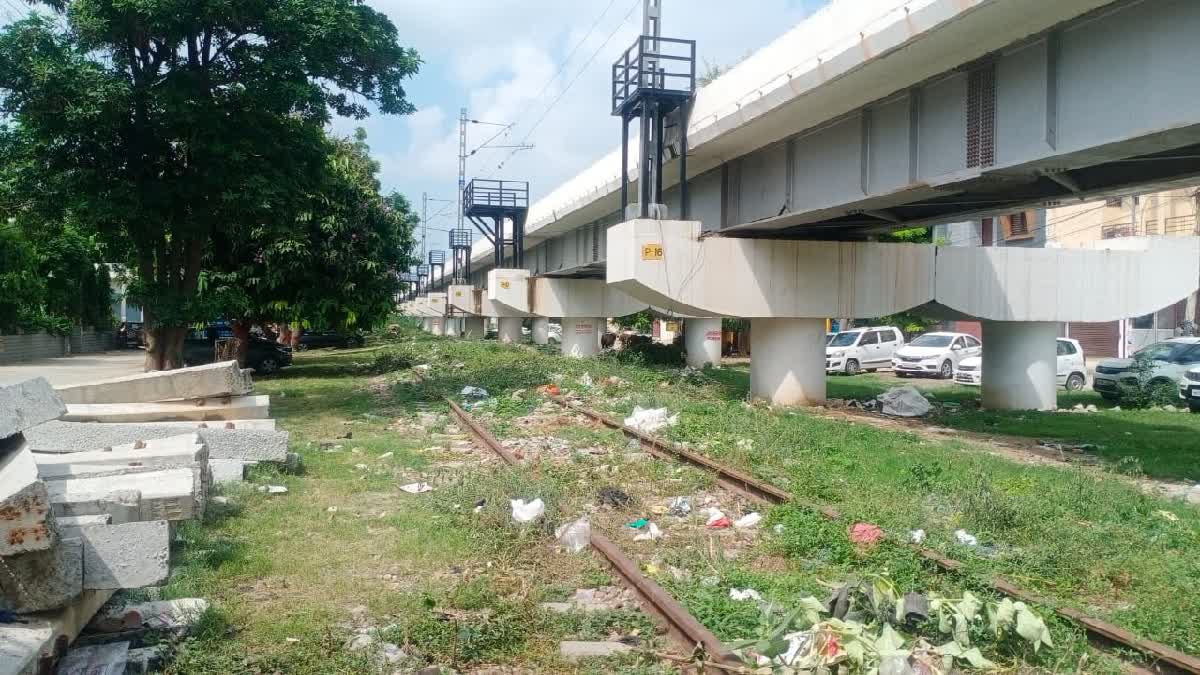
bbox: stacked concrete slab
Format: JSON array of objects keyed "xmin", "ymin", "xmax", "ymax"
[{"xmin": 0, "ymin": 362, "xmax": 289, "ymax": 674}]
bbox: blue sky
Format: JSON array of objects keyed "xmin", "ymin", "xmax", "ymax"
[{"xmin": 330, "ymin": 0, "xmax": 827, "ymax": 259}]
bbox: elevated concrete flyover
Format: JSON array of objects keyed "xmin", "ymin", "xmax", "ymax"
[{"xmin": 609, "ymin": 218, "xmax": 1200, "ymax": 408}]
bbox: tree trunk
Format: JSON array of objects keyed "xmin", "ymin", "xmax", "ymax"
[
  {"xmin": 230, "ymin": 319, "xmax": 252, "ymax": 368},
  {"xmin": 289, "ymin": 323, "xmax": 302, "ymax": 349},
  {"xmin": 143, "ymin": 325, "xmax": 188, "ymax": 371}
]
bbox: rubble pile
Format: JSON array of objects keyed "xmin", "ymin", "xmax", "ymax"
[{"xmin": 0, "ymin": 362, "xmax": 289, "ymax": 674}]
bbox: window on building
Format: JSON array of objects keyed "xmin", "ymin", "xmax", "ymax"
[
  {"xmin": 1010, "ymin": 212, "xmax": 1028, "ymax": 235},
  {"xmin": 1106, "ymin": 197, "xmax": 1123, "ymax": 208},
  {"xmin": 980, "ymin": 218, "xmax": 993, "ymax": 246},
  {"xmin": 1131, "ymin": 313, "xmax": 1154, "ymax": 329}
]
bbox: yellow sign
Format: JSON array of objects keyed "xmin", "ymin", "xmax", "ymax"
[
  {"xmin": 642, "ymin": 243, "xmax": 664, "ymax": 260},
  {"xmin": 665, "ymin": 321, "xmax": 678, "ymax": 333},
  {"xmin": 455, "ymin": 291, "xmax": 462, "ymax": 297},
  {"xmin": 499, "ymin": 280, "xmax": 511, "ymax": 289}
]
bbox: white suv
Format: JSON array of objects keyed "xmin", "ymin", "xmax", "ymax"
[
  {"xmin": 954, "ymin": 338, "xmax": 1088, "ymax": 390},
  {"xmin": 826, "ymin": 327, "xmax": 904, "ymax": 375},
  {"xmin": 1179, "ymin": 366, "xmax": 1200, "ymax": 412},
  {"xmin": 892, "ymin": 332, "xmax": 982, "ymax": 379},
  {"xmin": 1094, "ymin": 337, "xmax": 1200, "ymax": 400}
]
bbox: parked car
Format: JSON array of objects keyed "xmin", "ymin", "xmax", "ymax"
[
  {"xmin": 826, "ymin": 332, "xmax": 838, "ymax": 345},
  {"xmin": 182, "ymin": 327, "xmax": 293, "ymax": 374},
  {"xmin": 1093, "ymin": 337, "xmax": 1200, "ymax": 400},
  {"xmin": 117, "ymin": 322, "xmax": 144, "ymax": 349},
  {"xmin": 825, "ymin": 326, "xmax": 905, "ymax": 375},
  {"xmin": 892, "ymin": 332, "xmax": 982, "ymax": 379},
  {"xmin": 953, "ymin": 338, "xmax": 1088, "ymax": 390},
  {"xmin": 1179, "ymin": 366, "xmax": 1200, "ymax": 412},
  {"xmin": 297, "ymin": 329, "xmax": 366, "ymax": 351}
]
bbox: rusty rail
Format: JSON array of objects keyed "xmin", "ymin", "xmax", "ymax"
[
  {"xmin": 548, "ymin": 396, "xmax": 1200, "ymax": 674},
  {"xmin": 443, "ymin": 392, "xmax": 741, "ymax": 669}
]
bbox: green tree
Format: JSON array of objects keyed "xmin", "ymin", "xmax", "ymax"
[
  {"xmin": 0, "ymin": 220, "xmax": 112, "ymax": 334},
  {"xmin": 202, "ymin": 128, "xmax": 418, "ymax": 360},
  {"xmin": 0, "ymin": 1, "xmax": 420, "ymax": 370}
]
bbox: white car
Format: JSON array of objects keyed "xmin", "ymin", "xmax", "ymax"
[
  {"xmin": 826, "ymin": 326, "xmax": 905, "ymax": 375},
  {"xmin": 892, "ymin": 332, "xmax": 982, "ymax": 379},
  {"xmin": 1179, "ymin": 366, "xmax": 1200, "ymax": 412},
  {"xmin": 953, "ymin": 338, "xmax": 1088, "ymax": 390},
  {"xmin": 1094, "ymin": 337, "xmax": 1200, "ymax": 400}
]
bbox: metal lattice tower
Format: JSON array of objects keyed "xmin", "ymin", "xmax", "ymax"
[
  {"xmin": 457, "ymin": 108, "xmax": 468, "ymax": 233},
  {"xmin": 613, "ymin": 0, "xmax": 695, "ymax": 219}
]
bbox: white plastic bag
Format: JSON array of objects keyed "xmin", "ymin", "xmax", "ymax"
[
  {"xmin": 511, "ymin": 498, "xmax": 545, "ymax": 523},
  {"xmin": 555, "ymin": 517, "xmax": 591, "ymax": 553},
  {"xmin": 400, "ymin": 482, "xmax": 432, "ymax": 494},
  {"xmin": 633, "ymin": 522, "xmax": 663, "ymax": 541},
  {"xmin": 877, "ymin": 386, "xmax": 931, "ymax": 417},
  {"xmin": 734, "ymin": 512, "xmax": 762, "ymax": 529},
  {"xmin": 729, "ymin": 588, "xmax": 762, "ymax": 602},
  {"xmin": 623, "ymin": 406, "xmax": 678, "ymax": 433}
]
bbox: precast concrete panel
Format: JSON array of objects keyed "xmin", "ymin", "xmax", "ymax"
[
  {"xmin": 995, "ymin": 40, "xmax": 1051, "ymax": 167},
  {"xmin": 866, "ymin": 97, "xmax": 913, "ymax": 195},
  {"xmin": 792, "ymin": 116, "xmax": 864, "ymax": 212},
  {"xmin": 1057, "ymin": 0, "xmax": 1200, "ymax": 153},
  {"xmin": 917, "ymin": 73, "xmax": 967, "ymax": 180},
  {"xmin": 736, "ymin": 142, "xmax": 789, "ymax": 224},
  {"xmin": 664, "ymin": 167, "xmax": 723, "ymax": 231}
]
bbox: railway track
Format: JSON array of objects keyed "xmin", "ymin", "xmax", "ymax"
[
  {"xmin": 541, "ymin": 395, "xmax": 1199, "ymax": 675},
  {"xmin": 416, "ymin": 365, "xmax": 1196, "ymax": 673}
]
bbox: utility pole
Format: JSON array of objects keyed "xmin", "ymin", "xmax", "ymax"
[
  {"xmin": 421, "ymin": 192, "xmax": 428, "ymax": 260},
  {"xmin": 458, "ymin": 108, "xmax": 468, "ymax": 233}
]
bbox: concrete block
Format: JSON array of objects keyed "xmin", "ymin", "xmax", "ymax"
[
  {"xmin": 0, "ymin": 378, "xmax": 66, "ymax": 440},
  {"xmin": 48, "ymin": 468, "xmax": 200, "ymax": 523},
  {"xmin": 54, "ymin": 641, "xmax": 128, "ymax": 675},
  {"xmin": 199, "ymin": 428, "xmax": 288, "ymax": 462},
  {"xmin": 0, "ymin": 536, "xmax": 82, "ymax": 613},
  {"xmin": 0, "ymin": 439, "xmax": 57, "ymax": 556},
  {"xmin": 56, "ymin": 514, "xmax": 111, "ymax": 528},
  {"xmin": 69, "ymin": 521, "xmax": 169, "ymax": 590},
  {"xmin": 62, "ymin": 395, "xmax": 269, "ymax": 423},
  {"xmin": 36, "ymin": 439, "xmax": 205, "ymax": 480},
  {"xmin": 23, "ymin": 421, "xmax": 272, "ymax": 454},
  {"xmin": 54, "ymin": 361, "xmax": 253, "ymax": 405},
  {"xmin": 558, "ymin": 641, "xmax": 633, "ymax": 661},
  {"xmin": 209, "ymin": 459, "xmax": 246, "ymax": 484},
  {"xmin": 0, "ymin": 589, "xmax": 114, "ymax": 675}
]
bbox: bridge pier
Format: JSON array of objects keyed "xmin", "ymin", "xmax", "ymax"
[
  {"xmin": 531, "ymin": 317, "xmax": 551, "ymax": 345},
  {"xmin": 562, "ymin": 318, "xmax": 601, "ymax": 358},
  {"xmin": 750, "ymin": 318, "xmax": 826, "ymax": 406},
  {"xmin": 684, "ymin": 318, "xmax": 722, "ymax": 368},
  {"xmin": 462, "ymin": 317, "xmax": 486, "ymax": 339},
  {"xmin": 981, "ymin": 321, "xmax": 1058, "ymax": 411},
  {"xmin": 497, "ymin": 318, "xmax": 523, "ymax": 344},
  {"xmin": 422, "ymin": 318, "xmax": 433, "ymax": 334}
]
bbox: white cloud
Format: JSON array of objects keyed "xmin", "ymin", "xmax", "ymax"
[{"xmin": 349, "ymin": 0, "xmax": 821, "ymax": 243}]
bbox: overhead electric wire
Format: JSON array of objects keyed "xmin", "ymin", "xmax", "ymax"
[{"xmin": 488, "ymin": 0, "xmax": 642, "ymax": 177}]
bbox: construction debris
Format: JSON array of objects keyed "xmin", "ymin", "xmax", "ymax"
[
  {"xmin": 0, "ymin": 363, "xmax": 286, "ymax": 674},
  {"xmin": 877, "ymin": 386, "xmax": 932, "ymax": 417}
]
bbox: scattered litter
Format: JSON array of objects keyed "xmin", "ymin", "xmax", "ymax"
[
  {"xmin": 954, "ymin": 529, "xmax": 979, "ymax": 546},
  {"xmin": 285, "ymin": 637, "xmax": 300, "ymax": 644},
  {"xmin": 705, "ymin": 508, "xmax": 732, "ymax": 529},
  {"xmin": 211, "ymin": 496, "xmax": 230, "ymax": 505},
  {"xmin": 597, "ymin": 486, "xmax": 632, "ymax": 508},
  {"xmin": 579, "ymin": 372, "xmax": 593, "ymax": 388},
  {"xmin": 473, "ymin": 499, "xmax": 486, "ymax": 513},
  {"xmin": 628, "ymin": 518, "xmax": 650, "ymax": 529},
  {"xmin": 736, "ymin": 438, "xmax": 754, "ymax": 450},
  {"xmin": 900, "ymin": 592, "xmax": 931, "ymax": 625},
  {"xmin": 400, "ymin": 482, "xmax": 433, "ymax": 494},
  {"xmin": 729, "ymin": 588, "xmax": 763, "ymax": 602},
  {"xmin": 355, "ymin": 463, "xmax": 369, "ymax": 470},
  {"xmin": 414, "ymin": 364, "xmax": 431, "ymax": 373},
  {"xmin": 877, "ymin": 386, "xmax": 931, "ymax": 417},
  {"xmin": 848, "ymin": 522, "xmax": 885, "ymax": 546},
  {"xmin": 700, "ymin": 575, "xmax": 720, "ymax": 587},
  {"xmin": 623, "ymin": 406, "xmax": 679, "ymax": 433},
  {"xmin": 668, "ymin": 496, "xmax": 691, "ymax": 516},
  {"xmin": 378, "ymin": 452, "xmax": 393, "ymax": 460},
  {"xmin": 1155, "ymin": 510, "xmax": 1180, "ymax": 522},
  {"xmin": 633, "ymin": 523, "xmax": 663, "ymax": 541},
  {"xmin": 555, "ymin": 517, "xmax": 592, "ymax": 553},
  {"xmin": 734, "ymin": 512, "xmax": 762, "ymax": 529},
  {"xmin": 538, "ymin": 383, "xmax": 562, "ymax": 396},
  {"xmin": 461, "ymin": 386, "xmax": 489, "ymax": 399},
  {"xmin": 772, "ymin": 524, "xmax": 785, "ymax": 535},
  {"xmin": 603, "ymin": 376, "xmax": 624, "ymax": 387},
  {"xmin": 909, "ymin": 529, "xmax": 926, "ymax": 544},
  {"xmin": 258, "ymin": 485, "xmax": 288, "ymax": 494},
  {"xmin": 326, "ymin": 506, "xmax": 338, "ymax": 513},
  {"xmin": 511, "ymin": 498, "xmax": 546, "ymax": 523}
]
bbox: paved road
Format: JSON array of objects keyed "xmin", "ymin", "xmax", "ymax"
[{"xmin": 0, "ymin": 351, "xmax": 146, "ymax": 387}]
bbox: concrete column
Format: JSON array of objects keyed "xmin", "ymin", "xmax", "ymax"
[
  {"xmin": 685, "ymin": 318, "xmax": 723, "ymax": 368},
  {"xmin": 462, "ymin": 317, "xmax": 486, "ymax": 339},
  {"xmin": 562, "ymin": 317, "xmax": 600, "ymax": 358},
  {"xmin": 497, "ymin": 317, "xmax": 523, "ymax": 344},
  {"xmin": 531, "ymin": 317, "xmax": 551, "ymax": 345},
  {"xmin": 981, "ymin": 321, "xmax": 1058, "ymax": 411},
  {"xmin": 431, "ymin": 318, "xmax": 445, "ymax": 336},
  {"xmin": 422, "ymin": 318, "xmax": 433, "ymax": 333},
  {"xmin": 749, "ymin": 318, "xmax": 826, "ymax": 406}
]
